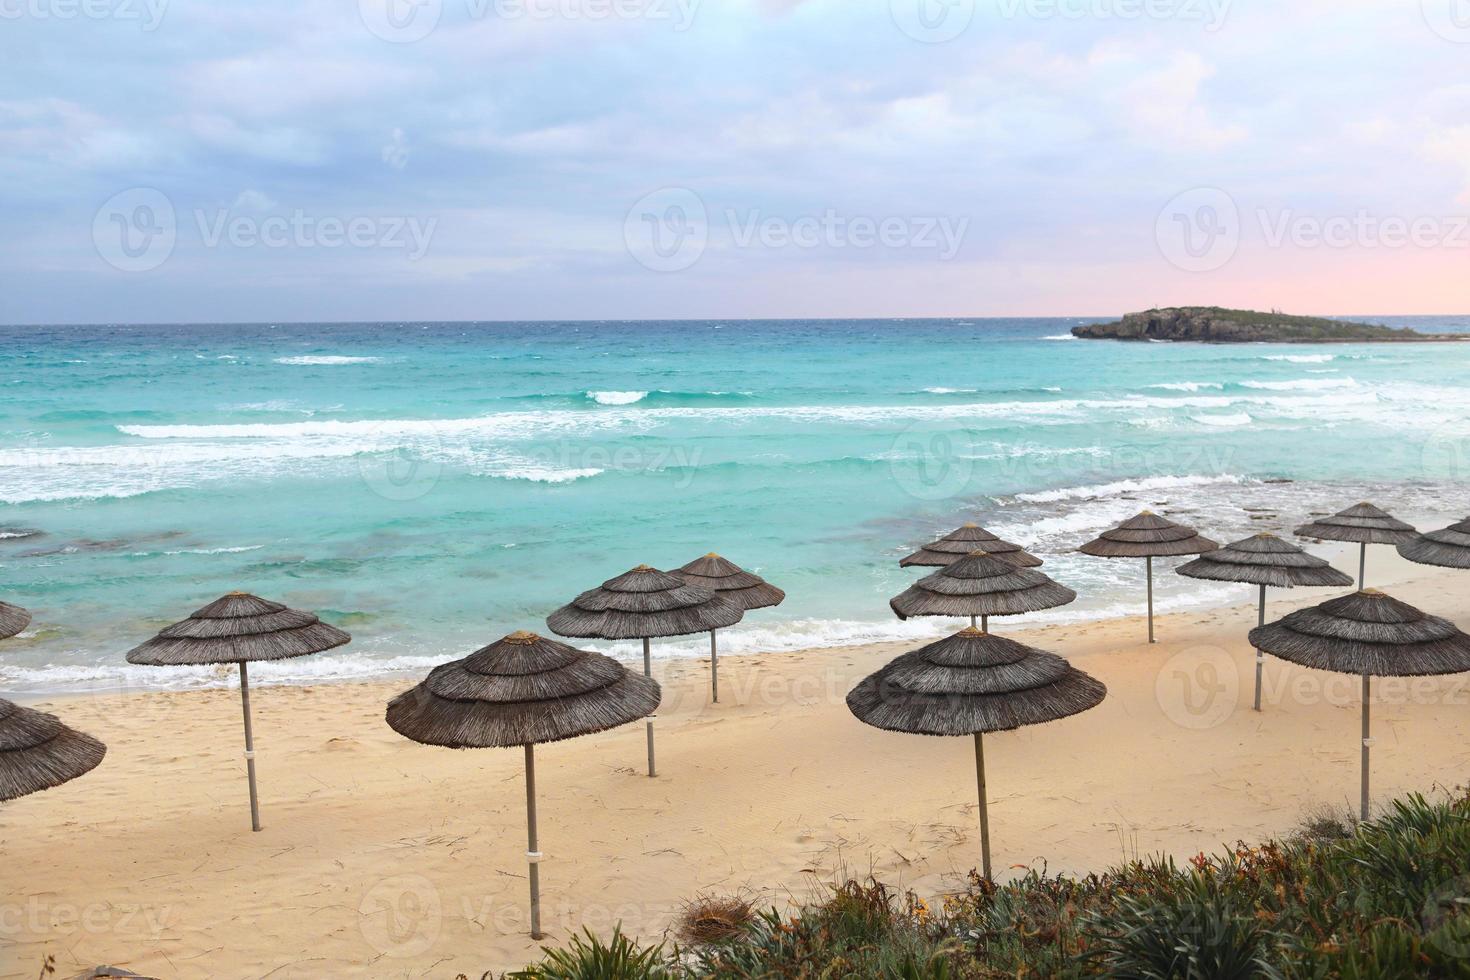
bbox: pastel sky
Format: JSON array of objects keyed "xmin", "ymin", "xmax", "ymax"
[{"xmin": 4, "ymin": 0, "xmax": 1470, "ymax": 323}]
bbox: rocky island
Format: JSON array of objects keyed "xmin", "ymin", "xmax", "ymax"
[{"xmin": 1072, "ymin": 307, "xmax": 1467, "ymax": 343}]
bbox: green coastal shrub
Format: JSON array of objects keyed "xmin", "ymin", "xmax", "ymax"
[{"xmin": 506, "ymin": 927, "xmax": 674, "ymax": 980}]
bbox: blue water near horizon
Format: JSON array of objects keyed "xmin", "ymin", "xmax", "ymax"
[{"xmin": 3, "ymin": 316, "xmax": 1469, "ymax": 694}]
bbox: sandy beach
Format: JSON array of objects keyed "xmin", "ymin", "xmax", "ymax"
[{"xmin": 4, "ymin": 544, "xmax": 1469, "ymax": 979}]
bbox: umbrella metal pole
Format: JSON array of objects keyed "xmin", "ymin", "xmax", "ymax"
[
  {"xmin": 974, "ymin": 732, "xmax": 992, "ymax": 880},
  {"xmin": 1358, "ymin": 542, "xmax": 1367, "ymax": 591},
  {"xmin": 643, "ymin": 638, "xmax": 656, "ymax": 778},
  {"xmin": 1361, "ymin": 674, "xmax": 1371, "ymax": 822},
  {"xmin": 239, "ymin": 661, "xmax": 261, "ymax": 833},
  {"xmin": 710, "ymin": 629, "xmax": 719, "ymax": 704},
  {"xmin": 525, "ymin": 744, "xmax": 543, "ymax": 940},
  {"xmin": 1253, "ymin": 584, "xmax": 1266, "ymax": 712},
  {"xmin": 1146, "ymin": 556, "xmax": 1155, "ymax": 644}
]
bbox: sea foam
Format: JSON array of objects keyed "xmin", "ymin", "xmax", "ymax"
[
  {"xmin": 587, "ymin": 390, "xmax": 648, "ymax": 405},
  {"xmin": 274, "ymin": 356, "xmax": 383, "ymax": 365}
]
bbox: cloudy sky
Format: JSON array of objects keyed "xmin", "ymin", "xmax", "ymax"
[{"xmin": 3, "ymin": 0, "xmax": 1470, "ymax": 323}]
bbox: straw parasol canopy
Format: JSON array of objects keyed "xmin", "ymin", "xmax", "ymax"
[
  {"xmin": 126, "ymin": 592, "xmax": 350, "ymax": 666},
  {"xmin": 547, "ymin": 566, "xmax": 744, "ymax": 640},
  {"xmin": 1249, "ymin": 590, "xmax": 1470, "ymax": 677},
  {"xmin": 1296, "ymin": 502, "xmax": 1417, "ymax": 591},
  {"xmin": 1179, "ymin": 533, "xmax": 1353, "ymax": 712},
  {"xmin": 674, "ymin": 554, "xmax": 785, "ymax": 611},
  {"xmin": 0, "ymin": 698, "xmax": 107, "ymax": 803},
  {"xmin": 848, "ymin": 628, "xmax": 1106, "ymax": 735},
  {"xmin": 1249, "ymin": 589, "xmax": 1470, "ymax": 819},
  {"xmin": 900, "ymin": 524, "xmax": 1043, "ymax": 569},
  {"xmin": 1078, "ymin": 511, "xmax": 1218, "ymax": 643},
  {"xmin": 125, "ymin": 592, "xmax": 351, "ymax": 832},
  {"xmin": 1176, "ymin": 532, "xmax": 1354, "ymax": 589},
  {"xmin": 1295, "ymin": 503, "xmax": 1418, "ymax": 546},
  {"xmin": 1078, "ymin": 510, "xmax": 1218, "ymax": 559},
  {"xmin": 387, "ymin": 630, "xmax": 659, "ymax": 940},
  {"xmin": 548, "ymin": 565, "xmax": 743, "ymax": 777},
  {"xmin": 1397, "ymin": 518, "xmax": 1470, "ymax": 570},
  {"xmin": 386, "ymin": 631, "xmax": 661, "ymax": 748},
  {"xmin": 674, "ymin": 554, "xmax": 784, "ymax": 704},
  {"xmin": 848, "ymin": 627, "xmax": 1105, "ymax": 880},
  {"xmin": 890, "ymin": 552, "xmax": 1075, "ymax": 626},
  {"xmin": 0, "ymin": 600, "xmax": 31, "ymax": 640}
]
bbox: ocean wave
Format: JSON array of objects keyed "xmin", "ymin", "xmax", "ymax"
[
  {"xmin": 1263, "ymin": 354, "xmax": 1336, "ymax": 364},
  {"xmin": 1011, "ymin": 473, "xmax": 1246, "ymax": 505},
  {"xmin": 587, "ymin": 390, "xmax": 648, "ymax": 406},
  {"xmin": 1042, "ymin": 334, "xmax": 1077, "ymax": 341},
  {"xmin": 0, "ymin": 438, "xmax": 605, "ymax": 503},
  {"xmin": 1241, "ymin": 378, "xmax": 1357, "ymax": 391},
  {"xmin": 498, "ymin": 465, "xmax": 603, "ymax": 484},
  {"xmin": 274, "ymin": 355, "xmax": 383, "ymax": 366},
  {"xmin": 113, "ymin": 389, "xmax": 1387, "ymax": 443},
  {"xmin": 1148, "ymin": 382, "xmax": 1224, "ymax": 392},
  {"xmin": 990, "ymin": 504, "xmax": 1141, "ymax": 541},
  {"xmin": 227, "ymin": 400, "xmax": 335, "ymax": 414},
  {"xmin": 1191, "ymin": 412, "xmax": 1253, "ymax": 427},
  {"xmin": 922, "ymin": 387, "xmax": 977, "ymax": 395},
  {"xmin": 0, "ymin": 653, "xmax": 455, "ymax": 694}
]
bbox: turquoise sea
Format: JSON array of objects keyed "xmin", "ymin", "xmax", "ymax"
[{"xmin": 2, "ymin": 317, "xmax": 1468, "ymax": 693}]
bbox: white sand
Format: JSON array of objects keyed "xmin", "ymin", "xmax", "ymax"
[{"xmin": 4, "ymin": 546, "xmax": 1469, "ymax": 978}]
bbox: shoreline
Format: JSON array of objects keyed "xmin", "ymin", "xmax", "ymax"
[
  {"xmin": 5, "ymin": 547, "xmax": 1468, "ymax": 978},
  {"xmin": 0, "ymin": 527, "xmax": 1421, "ymax": 702}
]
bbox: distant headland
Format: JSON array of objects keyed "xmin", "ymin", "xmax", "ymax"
[{"xmin": 1072, "ymin": 307, "xmax": 1469, "ymax": 344}]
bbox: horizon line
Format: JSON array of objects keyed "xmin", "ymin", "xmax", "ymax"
[{"xmin": 2, "ymin": 311, "xmax": 1466, "ymax": 329}]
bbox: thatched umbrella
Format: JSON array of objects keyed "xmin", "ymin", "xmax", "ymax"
[
  {"xmin": 1249, "ymin": 589, "xmax": 1470, "ymax": 820},
  {"xmin": 125, "ymin": 592, "xmax": 351, "ymax": 832},
  {"xmin": 1, "ymin": 601, "xmax": 107, "ymax": 803},
  {"xmin": 1178, "ymin": 533, "xmax": 1353, "ymax": 711},
  {"xmin": 891, "ymin": 551, "xmax": 1076, "ymax": 632},
  {"xmin": 1078, "ymin": 511, "xmax": 1218, "ymax": 644},
  {"xmin": 547, "ymin": 566, "xmax": 743, "ymax": 777},
  {"xmin": 848, "ymin": 627, "xmax": 1105, "ymax": 879},
  {"xmin": 0, "ymin": 698, "xmax": 107, "ymax": 803},
  {"xmin": 1397, "ymin": 518, "xmax": 1470, "ymax": 570},
  {"xmin": 1295, "ymin": 502, "xmax": 1417, "ymax": 589},
  {"xmin": 0, "ymin": 600, "xmax": 31, "ymax": 640},
  {"xmin": 900, "ymin": 524, "xmax": 1043, "ymax": 569},
  {"xmin": 674, "ymin": 554, "xmax": 785, "ymax": 704},
  {"xmin": 387, "ymin": 630, "xmax": 659, "ymax": 939}
]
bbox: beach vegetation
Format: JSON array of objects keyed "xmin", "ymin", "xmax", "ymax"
[
  {"xmin": 504, "ymin": 787, "xmax": 1470, "ymax": 978},
  {"xmin": 677, "ymin": 893, "xmax": 758, "ymax": 946}
]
